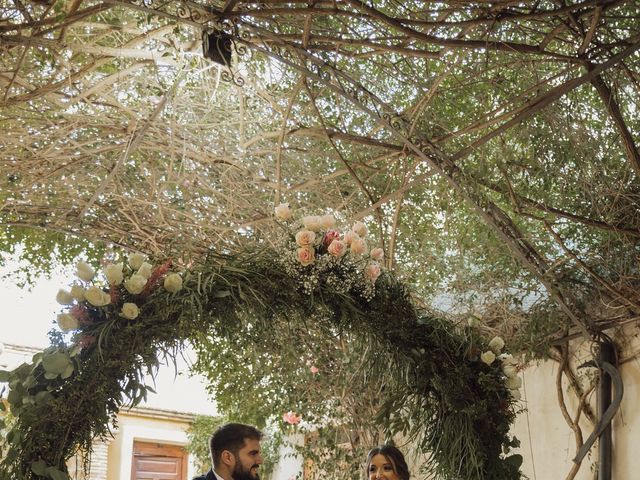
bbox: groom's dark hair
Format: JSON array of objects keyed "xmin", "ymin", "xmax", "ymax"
[{"xmin": 210, "ymin": 422, "xmax": 263, "ymax": 466}]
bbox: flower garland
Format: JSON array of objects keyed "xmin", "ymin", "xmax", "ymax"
[
  {"xmin": 53, "ymin": 254, "xmax": 182, "ymax": 350},
  {"xmin": 274, "ymin": 203, "xmax": 383, "ymax": 299},
  {"xmin": 0, "ymin": 207, "xmax": 524, "ymax": 480}
]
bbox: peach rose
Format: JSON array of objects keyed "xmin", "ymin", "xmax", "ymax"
[
  {"xmin": 283, "ymin": 411, "xmax": 302, "ymax": 425},
  {"xmin": 352, "ymin": 221, "xmax": 367, "ymax": 237},
  {"xmin": 343, "ymin": 230, "xmax": 358, "ymax": 245},
  {"xmin": 328, "ymin": 240, "xmax": 347, "ymax": 257},
  {"xmin": 296, "ymin": 247, "xmax": 315, "ymax": 266},
  {"xmin": 295, "ymin": 230, "xmax": 316, "ymax": 247},
  {"xmin": 350, "ymin": 237, "xmax": 367, "ymax": 255},
  {"xmin": 370, "ymin": 247, "xmax": 384, "ymax": 261},
  {"xmin": 364, "ymin": 262, "xmax": 381, "ymax": 282}
]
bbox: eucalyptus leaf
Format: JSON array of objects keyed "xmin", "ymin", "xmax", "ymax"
[
  {"xmin": 42, "ymin": 352, "xmax": 71, "ymax": 375},
  {"xmin": 47, "ymin": 466, "xmax": 70, "ymax": 480},
  {"xmin": 61, "ymin": 364, "xmax": 75, "ymax": 380},
  {"xmin": 31, "ymin": 459, "xmax": 48, "ymax": 476}
]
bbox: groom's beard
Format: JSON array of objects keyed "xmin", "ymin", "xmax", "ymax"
[{"xmin": 232, "ymin": 460, "xmax": 260, "ymax": 480}]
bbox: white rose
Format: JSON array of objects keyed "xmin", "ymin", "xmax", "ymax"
[
  {"xmin": 274, "ymin": 203, "xmax": 292, "ymax": 221},
  {"xmin": 510, "ymin": 388, "xmax": 522, "ymax": 401},
  {"xmin": 319, "ymin": 214, "xmax": 336, "ymax": 230},
  {"xmin": 480, "ymin": 350, "xmax": 496, "ymax": 365},
  {"xmin": 56, "ymin": 289, "xmax": 74, "ymax": 305},
  {"xmin": 70, "ymin": 284, "xmax": 86, "ymax": 301},
  {"xmin": 503, "ymin": 364, "xmax": 518, "ymax": 378},
  {"xmin": 75, "ymin": 261, "xmax": 95, "ymax": 282},
  {"xmin": 370, "ymin": 247, "xmax": 384, "ymax": 261},
  {"xmin": 104, "ymin": 263, "xmax": 124, "ymax": 285},
  {"xmin": 506, "ymin": 376, "xmax": 522, "ymax": 389},
  {"xmin": 498, "ymin": 353, "xmax": 516, "ymax": 364},
  {"xmin": 302, "ymin": 215, "xmax": 323, "ymax": 232},
  {"xmin": 163, "ymin": 273, "xmax": 183, "ymax": 293},
  {"xmin": 488, "ymin": 336, "xmax": 505, "ymax": 354},
  {"xmin": 295, "ymin": 230, "xmax": 316, "ymax": 247},
  {"xmin": 350, "ymin": 237, "xmax": 367, "ymax": 255},
  {"xmin": 128, "ymin": 253, "xmax": 146, "ymax": 270},
  {"xmin": 85, "ymin": 286, "xmax": 111, "ymax": 307},
  {"xmin": 137, "ymin": 262, "xmax": 153, "ymax": 279},
  {"xmin": 57, "ymin": 313, "xmax": 79, "ymax": 332},
  {"xmin": 352, "ymin": 221, "xmax": 367, "ymax": 237},
  {"xmin": 124, "ymin": 274, "xmax": 147, "ymax": 295},
  {"xmin": 120, "ymin": 302, "xmax": 140, "ymax": 320}
]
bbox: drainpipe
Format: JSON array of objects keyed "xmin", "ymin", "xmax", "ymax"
[
  {"xmin": 572, "ymin": 340, "xmax": 622, "ymax": 477},
  {"xmin": 598, "ymin": 341, "xmax": 614, "ymax": 480}
]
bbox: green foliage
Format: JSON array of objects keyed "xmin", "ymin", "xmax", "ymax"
[
  {"xmin": 186, "ymin": 415, "xmax": 224, "ymax": 474},
  {"xmin": 0, "ymin": 247, "xmax": 521, "ymax": 480},
  {"xmin": 0, "ymin": 226, "xmax": 106, "ymax": 287}
]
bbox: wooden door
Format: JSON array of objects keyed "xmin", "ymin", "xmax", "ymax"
[{"xmin": 131, "ymin": 441, "xmax": 188, "ymax": 480}]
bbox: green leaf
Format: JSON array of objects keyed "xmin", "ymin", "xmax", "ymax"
[
  {"xmin": 23, "ymin": 375, "xmax": 37, "ymax": 389},
  {"xmin": 35, "ymin": 390, "xmax": 54, "ymax": 404},
  {"xmin": 31, "ymin": 459, "xmax": 48, "ymax": 476},
  {"xmin": 42, "ymin": 352, "xmax": 71, "ymax": 375},
  {"xmin": 0, "ymin": 369, "xmax": 9, "ymax": 382},
  {"xmin": 61, "ymin": 363, "xmax": 75, "ymax": 379},
  {"xmin": 505, "ymin": 454, "xmax": 523, "ymax": 469},
  {"xmin": 47, "ymin": 466, "xmax": 70, "ymax": 480}
]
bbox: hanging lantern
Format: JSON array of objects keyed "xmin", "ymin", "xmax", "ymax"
[{"xmin": 202, "ymin": 29, "xmax": 233, "ymax": 66}]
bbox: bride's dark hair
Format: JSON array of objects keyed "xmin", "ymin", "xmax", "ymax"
[{"xmin": 365, "ymin": 444, "xmax": 410, "ymax": 480}]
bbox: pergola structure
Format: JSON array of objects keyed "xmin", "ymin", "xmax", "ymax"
[
  {"xmin": 3, "ymin": 0, "xmax": 640, "ymax": 343},
  {"xmin": 1, "ymin": 2, "xmax": 639, "ymax": 477}
]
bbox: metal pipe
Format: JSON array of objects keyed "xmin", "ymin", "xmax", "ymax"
[{"xmin": 598, "ymin": 341, "xmax": 615, "ymax": 480}]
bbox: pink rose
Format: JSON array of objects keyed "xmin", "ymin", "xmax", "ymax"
[
  {"xmin": 343, "ymin": 231, "xmax": 358, "ymax": 245},
  {"xmin": 370, "ymin": 247, "xmax": 384, "ymax": 261},
  {"xmin": 296, "ymin": 247, "xmax": 315, "ymax": 266},
  {"xmin": 350, "ymin": 237, "xmax": 367, "ymax": 255},
  {"xmin": 364, "ymin": 262, "xmax": 381, "ymax": 282},
  {"xmin": 283, "ymin": 411, "xmax": 302, "ymax": 425},
  {"xmin": 327, "ymin": 240, "xmax": 347, "ymax": 257},
  {"xmin": 295, "ymin": 230, "xmax": 316, "ymax": 247},
  {"xmin": 323, "ymin": 230, "xmax": 340, "ymax": 246},
  {"xmin": 310, "ymin": 366, "xmax": 319, "ymax": 374}
]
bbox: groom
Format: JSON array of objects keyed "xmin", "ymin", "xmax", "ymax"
[{"xmin": 193, "ymin": 423, "xmax": 264, "ymax": 480}]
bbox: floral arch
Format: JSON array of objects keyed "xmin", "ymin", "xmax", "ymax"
[{"xmin": 1, "ymin": 210, "xmax": 522, "ymax": 480}]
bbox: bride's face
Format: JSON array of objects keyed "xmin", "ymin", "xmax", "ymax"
[{"xmin": 368, "ymin": 454, "xmax": 399, "ymax": 480}]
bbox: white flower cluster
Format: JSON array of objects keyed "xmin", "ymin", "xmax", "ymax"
[
  {"xmin": 480, "ymin": 336, "xmax": 523, "ymax": 401},
  {"xmin": 55, "ymin": 254, "xmax": 183, "ymax": 333},
  {"xmin": 274, "ymin": 203, "xmax": 384, "ymax": 299}
]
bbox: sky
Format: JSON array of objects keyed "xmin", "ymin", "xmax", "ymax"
[{"xmin": 0, "ymin": 257, "xmax": 217, "ymax": 415}]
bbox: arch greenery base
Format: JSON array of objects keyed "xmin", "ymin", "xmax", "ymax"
[{"xmin": 0, "ymin": 216, "xmax": 523, "ymax": 480}]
